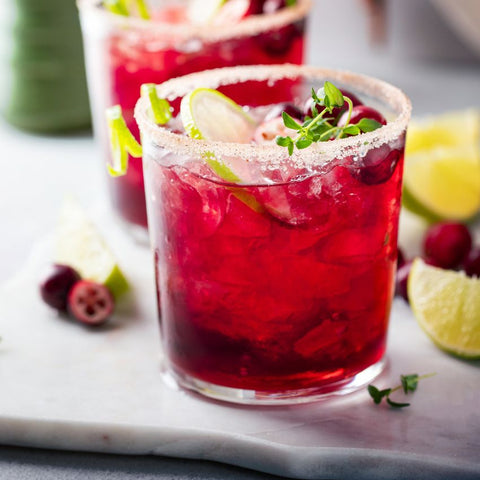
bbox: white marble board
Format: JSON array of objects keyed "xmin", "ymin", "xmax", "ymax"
[{"xmin": 0, "ymin": 219, "xmax": 479, "ymax": 480}]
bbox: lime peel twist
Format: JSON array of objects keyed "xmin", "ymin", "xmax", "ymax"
[
  {"xmin": 103, "ymin": 0, "xmax": 150, "ymax": 19},
  {"xmin": 106, "ymin": 105, "xmax": 142, "ymax": 177}
]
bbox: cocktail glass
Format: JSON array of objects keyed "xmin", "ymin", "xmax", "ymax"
[
  {"xmin": 77, "ymin": 0, "xmax": 312, "ymax": 240},
  {"xmin": 135, "ymin": 65, "xmax": 411, "ymax": 404}
]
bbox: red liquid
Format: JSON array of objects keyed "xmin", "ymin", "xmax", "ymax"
[
  {"xmin": 145, "ymin": 143, "xmax": 405, "ymax": 393},
  {"xmin": 107, "ymin": 7, "xmax": 307, "ymax": 229}
]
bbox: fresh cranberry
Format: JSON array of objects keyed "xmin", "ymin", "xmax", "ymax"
[
  {"xmin": 397, "ymin": 247, "xmax": 406, "ymax": 269},
  {"xmin": 68, "ymin": 280, "xmax": 114, "ymax": 326},
  {"xmin": 245, "ymin": 0, "xmax": 265, "ymax": 15},
  {"xmin": 264, "ymin": 102, "xmax": 303, "ymax": 122},
  {"xmin": 463, "ymin": 247, "xmax": 480, "ymax": 277},
  {"xmin": 351, "ymin": 144, "xmax": 402, "ymax": 185},
  {"xmin": 395, "ymin": 261, "xmax": 412, "ymax": 303},
  {"xmin": 303, "ymin": 89, "xmax": 363, "ymax": 124},
  {"xmin": 39, "ymin": 264, "xmax": 81, "ymax": 312},
  {"xmin": 337, "ymin": 105, "xmax": 387, "ymax": 128},
  {"xmin": 256, "ymin": 22, "xmax": 301, "ymax": 56},
  {"xmin": 423, "ymin": 222, "xmax": 472, "ymax": 269}
]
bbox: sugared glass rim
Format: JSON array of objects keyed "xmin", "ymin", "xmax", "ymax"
[
  {"xmin": 77, "ymin": 0, "xmax": 312, "ymax": 42},
  {"xmin": 135, "ymin": 64, "xmax": 412, "ymax": 167}
]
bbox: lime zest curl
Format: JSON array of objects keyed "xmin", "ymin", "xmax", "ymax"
[
  {"xmin": 103, "ymin": 0, "xmax": 150, "ymax": 19},
  {"xmin": 106, "ymin": 105, "xmax": 142, "ymax": 177},
  {"xmin": 141, "ymin": 84, "xmax": 172, "ymax": 125},
  {"xmin": 103, "ymin": 0, "xmax": 129, "ymax": 16}
]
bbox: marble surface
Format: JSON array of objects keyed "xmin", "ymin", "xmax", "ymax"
[{"xmin": 0, "ymin": 211, "xmax": 479, "ymax": 479}]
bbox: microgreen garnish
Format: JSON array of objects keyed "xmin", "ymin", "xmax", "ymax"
[
  {"xmin": 276, "ymin": 81, "xmax": 382, "ymax": 155},
  {"xmin": 285, "ymin": 0, "xmax": 298, "ymax": 6},
  {"xmin": 106, "ymin": 105, "xmax": 142, "ymax": 177},
  {"xmin": 368, "ymin": 373, "xmax": 436, "ymax": 408},
  {"xmin": 103, "ymin": 0, "xmax": 150, "ymax": 19},
  {"xmin": 141, "ymin": 83, "xmax": 172, "ymax": 125}
]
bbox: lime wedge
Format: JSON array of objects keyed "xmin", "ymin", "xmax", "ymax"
[
  {"xmin": 408, "ymin": 258, "xmax": 480, "ymax": 359},
  {"xmin": 187, "ymin": 0, "xmax": 227, "ymax": 24},
  {"xmin": 403, "ymin": 144, "xmax": 480, "ymax": 222},
  {"xmin": 406, "ymin": 109, "xmax": 480, "ymax": 155},
  {"xmin": 55, "ymin": 198, "xmax": 129, "ymax": 299},
  {"xmin": 180, "ymin": 87, "xmax": 256, "ymax": 182}
]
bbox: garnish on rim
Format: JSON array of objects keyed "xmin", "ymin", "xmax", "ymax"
[
  {"xmin": 103, "ymin": 0, "xmax": 150, "ymax": 19},
  {"xmin": 276, "ymin": 81, "xmax": 383, "ymax": 155},
  {"xmin": 106, "ymin": 105, "xmax": 142, "ymax": 177},
  {"xmin": 106, "ymin": 84, "xmax": 172, "ymax": 177},
  {"xmin": 368, "ymin": 372, "xmax": 436, "ymax": 408}
]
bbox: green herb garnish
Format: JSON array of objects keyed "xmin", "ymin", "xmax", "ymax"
[
  {"xmin": 276, "ymin": 81, "xmax": 382, "ymax": 155},
  {"xmin": 368, "ymin": 373, "xmax": 436, "ymax": 408}
]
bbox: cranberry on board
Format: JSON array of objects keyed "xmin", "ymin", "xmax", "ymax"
[
  {"xmin": 68, "ymin": 280, "xmax": 114, "ymax": 326},
  {"xmin": 423, "ymin": 222, "xmax": 472, "ymax": 269},
  {"xmin": 337, "ymin": 105, "xmax": 387, "ymax": 128},
  {"xmin": 463, "ymin": 247, "xmax": 480, "ymax": 277},
  {"xmin": 39, "ymin": 264, "xmax": 81, "ymax": 311}
]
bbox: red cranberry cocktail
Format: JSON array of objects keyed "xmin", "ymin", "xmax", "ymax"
[
  {"xmin": 135, "ymin": 65, "xmax": 411, "ymax": 404},
  {"xmin": 78, "ymin": 0, "xmax": 311, "ymax": 238}
]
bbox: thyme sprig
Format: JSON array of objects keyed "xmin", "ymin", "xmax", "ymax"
[
  {"xmin": 368, "ymin": 373, "xmax": 436, "ymax": 408},
  {"xmin": 276, "ymin": 81, "xmax": 382, "ymax": 156}
]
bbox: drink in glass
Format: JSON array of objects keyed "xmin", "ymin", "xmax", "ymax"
[
  {"xmin": 135, "ymin": 65, "xmax": 411, "ymax": 404},
  {"xmin": 77, "ymin": 0, "xmax": 311, "ymax": 237}
]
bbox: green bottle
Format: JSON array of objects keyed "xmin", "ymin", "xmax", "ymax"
[{"xmin": 4, "ymin": 0, "xmax": 91, "ymax": 133}]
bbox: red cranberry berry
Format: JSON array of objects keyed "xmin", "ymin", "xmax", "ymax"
[
  {"xmin": 39, "ymin": 264, "xmax": 81, "ymax": 311},
  {"xmin": 245, "ymin": 0, "xmax": 265, "ymax": 15},
  {"xmin": 463, "ymin": 247, "xmax": 480, "ymax": 277},
  {"xmin": 423, "ymin": 222, "xmax": 472, "ymax": 269},
  {"xmin": 264, "ymin": 102, "xmax": 303, "ymax": 123},
  {"xmin": 337, "ymin": 105, "xmax": 387, "ymax": 128},
  {"xmin": 68, "ymin": 280, "xmax": 114, "ymax": 326},
  {"xmin": 350, "ymin": 144, "xmax": 402, "ymax": 185},
  {"xmin": 395, "ymin": 260, "xmax": 412, "ymax": 303}
]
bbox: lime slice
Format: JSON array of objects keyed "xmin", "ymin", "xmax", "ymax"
[
  {"xmin": 55, "ymin": 198, "xmax": 129, "ymax": 299},
  {"xmin": 406, "ymin": 109, "xmax": 480, "ymax": 155},
  {"xmin": 187, "ymin": 0, "xmax": 227, "ymax": 24},
  {"xmin": 181, "ymin": 87, "xmax": 256, "ymax": 144},
  {"xmin": 180, "ymin": 87, "xmax": 256, "ymax": 182},
  {"xmin": 403, "ymin": 144, "xmax": 480, "ymax": 222},
  {"xmin": 408, "ymin": 258, "xmax": 480, "ymax": 359}
]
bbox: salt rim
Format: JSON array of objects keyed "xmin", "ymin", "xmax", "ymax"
[
  {"xmin": 77, "ymin": 0, "xmax": 312, "ymax": 43},
  {"xmin": 134, "ymin": 64, "xmax": 412, "ymax": 167}
]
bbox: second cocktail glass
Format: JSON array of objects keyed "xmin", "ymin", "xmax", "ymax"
[
  {"xmin": 134, "ymin": 65, "xmax": 411, "ymax": 404},
  {"xmin": 78, "ymin": 0, "xmax": 312, "ymax": 239}
]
